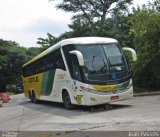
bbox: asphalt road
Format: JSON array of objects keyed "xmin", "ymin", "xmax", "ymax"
[{"xmin": 0, "ymin": 94, "xmax": 160, "ymax": 132}]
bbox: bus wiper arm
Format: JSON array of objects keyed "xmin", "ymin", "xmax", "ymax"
[{"xmin": 92, "ymin": 56, "xmax": 95, "ymax": 70}]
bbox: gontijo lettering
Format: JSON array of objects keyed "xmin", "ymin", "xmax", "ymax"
[{"xmin": 28, "ymin": 76, "xmax": 39, "ymax": 83}]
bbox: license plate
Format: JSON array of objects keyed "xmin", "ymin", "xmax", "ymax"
[{"xmin": 111, "ymin": 96, "xmax": 119, "ymax": 100}]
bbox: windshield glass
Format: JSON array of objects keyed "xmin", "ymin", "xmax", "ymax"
[
  {"xmin": 103, "ymin": 44, "xmax": 128, "ymax": 73},
  {"xmin": 63, "ymin": 43, "xmax": 130, "ymax": 84},
  {"xmin": 76, "ymin": 44, "xmax": 129, "ymax": 82}
]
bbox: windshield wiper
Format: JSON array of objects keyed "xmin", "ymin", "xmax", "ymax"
[{"xmin": 91, "ymin": 56, "xmax": 95, "ymax": 70}]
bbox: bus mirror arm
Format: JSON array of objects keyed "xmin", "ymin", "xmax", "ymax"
[
  {"xmin": 69, "ymin": 50, "xmax": 85, "ymax": 66},
  {"xmin": 122, "ymin": 47, "xmax": 137, "ymax": 61}
]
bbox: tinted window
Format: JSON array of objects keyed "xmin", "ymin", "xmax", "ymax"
[
  {"xmin": 62, "ymin": 45, "xmax": 82, "ymax": 80},
  {"xmin": 23, "ymin": 49, "xmax": 66, "ymax": 77},
  {"xmin": 62, "ymin": 43, "xmax": 130, "ymax": 84}
]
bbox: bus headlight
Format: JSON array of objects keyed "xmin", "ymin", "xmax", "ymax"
[{"xmin": 80, "ymin": 86, "xmax": 98, "ymax": 94}]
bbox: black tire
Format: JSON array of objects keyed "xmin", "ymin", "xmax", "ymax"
[
  {"xmin": 28, "ymin": 91, "xmax": 31, "ymax": 99},
  {"xmin": 62, "ymin": 92, "xmax": 74, "ymax": 110},
  {"xmin": 31, "ymin": 91, "xmax": 38, "ymax": 104}
]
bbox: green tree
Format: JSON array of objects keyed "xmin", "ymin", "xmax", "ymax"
[
  {"xmin": 38, "ymin": 0, "xmax": 133, "ymax": 48},
  {"xmin": 25, "ymin": 47, "xmax": 41, "ymax": 59},
  {"xmin": 0, "ymin": 39, "xmax": 27, "ymax": 91},
  {"xmin": 37, "ymin": 33, "xmax": 60, "ymax": 50},
  {"xmin": 50, "ymin": 0, "xmax": 133, "ymax": 29},
  {"xmin": 51, "ymin": 0, "xmax": 133, "ymax": 39},
  {"xmin": 130, "ymin": 2, "xmax": 160, "ymax": 89}
]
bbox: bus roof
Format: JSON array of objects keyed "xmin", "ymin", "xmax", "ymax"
[{"xmin": 23, "ymin": 37, "xmax": 118, "ymax": 67}]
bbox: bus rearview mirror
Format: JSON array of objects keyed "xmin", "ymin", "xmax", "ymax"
[
  {"xmin": 69, "ymin": 50, "xmax": 84, "ymax": 66},
  {"xmin": 122, "ymin": 47, "xmax": 137, "ymax": 61}
]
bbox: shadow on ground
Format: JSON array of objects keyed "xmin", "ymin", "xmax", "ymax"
[{"xmin": 19, "ymin": 99, "xmax": 132, "ymax": 114}]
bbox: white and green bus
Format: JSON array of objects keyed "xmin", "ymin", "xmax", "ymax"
[{"xmin": 22, "ymin": 37, "xmax": 137, "ymax": 109}]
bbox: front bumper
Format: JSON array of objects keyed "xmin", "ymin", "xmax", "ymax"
[{"xmin": 84, "ymin": 86, "xmax": 133, "ymax": 106}]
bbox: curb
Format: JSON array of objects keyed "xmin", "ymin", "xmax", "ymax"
[{"xmin": 133, "ymin": 92, "xmax": 160, "ymax": 97}]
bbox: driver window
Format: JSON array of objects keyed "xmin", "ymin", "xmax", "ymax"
[{"xmin": 71, "ymin": 55, "xmax": 82, "ymax": 81}]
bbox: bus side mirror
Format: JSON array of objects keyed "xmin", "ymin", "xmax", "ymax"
[
  {"xmin": 123, "ymin": 47, "xmax": 137, "ymax": 61},
  {"xmin": 69, "ymin": 50, "xmax": 84, "ymax": 66}
]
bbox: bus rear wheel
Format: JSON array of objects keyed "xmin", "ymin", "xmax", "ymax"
[
  {"xmin": 31, "ymin": 91, "xmax": 38, "ymax": 104},
  {"xmin": 62, "ymin": 91, "xmax": 74, "ymax": 110},
  {"xmin": 28, "ymin": 91, "xmax": 31, "ymax": 99}
]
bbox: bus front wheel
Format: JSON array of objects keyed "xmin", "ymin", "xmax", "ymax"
[{"xmin": 62, "ymin": 91, "xmax": 74, "ymax": 110}]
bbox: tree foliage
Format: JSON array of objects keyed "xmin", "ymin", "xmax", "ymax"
[
  {"xmin": 37, "ymin": 33, "xmax": 60, "ymax": 50},
  {"xmin": 0, "ymin": 39, "xmax": 26, "ymax": 91},
  {"xmin": 51, "ymin": 0, "xmax": 132, "ymax": 26},
  {"xmin": 37, "ymin": 0, "xmax": 133, "ymax": 49},
  {"xmin": 130, "ymin": 2, "xmax": 160, "ymax": 89},
  {"xmin": 50, "ymin": 0, "xmax": 133, "ymax": 39},
  {"xmin": 0, "ymin": 39, "xmax": 41, "ymax": 91}
]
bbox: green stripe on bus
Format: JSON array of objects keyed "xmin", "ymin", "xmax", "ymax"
[
  {"xmin": 116, "ymin": 80, "xmax": 130, "ymax": 88},
  {"xmin": 40, "ymin": 69, "xmax": 55, "ymax": 96}
]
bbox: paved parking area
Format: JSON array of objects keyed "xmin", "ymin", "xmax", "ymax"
[{"xmin": 0, "ymin": 94, "xmax": 160, "ymax": 132}]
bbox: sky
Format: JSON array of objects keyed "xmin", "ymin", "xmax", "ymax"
[{"xmin": 0, "ymin": 0, "xmax": 151, "ymax": 48}]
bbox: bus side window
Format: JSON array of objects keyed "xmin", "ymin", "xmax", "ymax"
[
  {"xmin": 35, "ymin": 60, "xmax": 40, "ymax": 74},
  {"xmin": 71, "ymin": 55, "xmax": 82, "ymax": 81},
  {"xmin": 45, "ymin": 54, "xmax": 53, "ymax": 71},
  {"xmin": 55, "ymin": 49, "xmax": 66, "ymax": 71},
  {"xmin": 23, "ymin": 67, "xmax": 27, "ymax": 77},
  {"xmin": 48, "ymin": 54, "xmax": 55, "ymax": 70}
]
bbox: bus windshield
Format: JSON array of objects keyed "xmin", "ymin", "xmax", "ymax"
[{"xmin": 63, "ymin": 43, "xmax": 130, "ymax": 84}]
